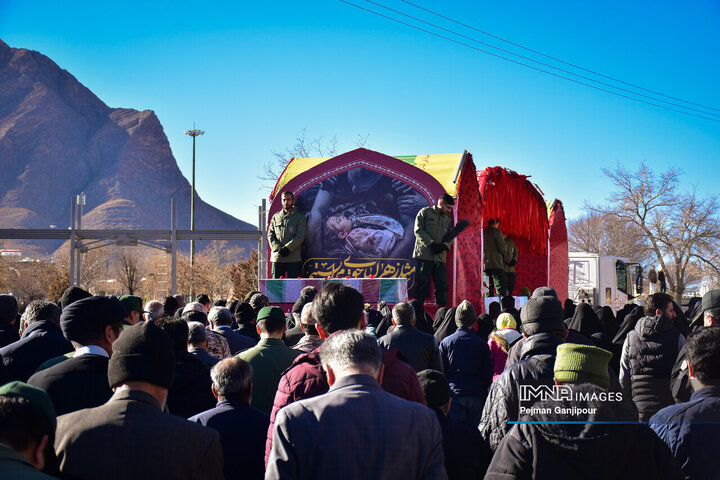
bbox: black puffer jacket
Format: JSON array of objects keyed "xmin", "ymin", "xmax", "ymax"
[
  {"xmin": 479, "ymin": 332, "xmax": 565, "ymax": 451},
  {"xmin": 486, "ymin": 383, "xmax": 683, "ymax": 480},
  {"xmin": 620, "ymin": 314, "xmax": 684, "ymax": 421}
]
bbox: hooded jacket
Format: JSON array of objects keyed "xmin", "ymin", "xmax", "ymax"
[
  {"xmin": 620, "ymin": 314, "xmax": 685, "ymax": 421},
  {"xmin": 479, "ymin": 332, "xmax": 565, "ymax": 451},
  {"xmin": 486, "ymin": 383, "xmax": 682, "ymax": 480}
]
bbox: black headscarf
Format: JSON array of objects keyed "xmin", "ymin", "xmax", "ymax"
[
  {"xmin": 598, "ymin": 306, "xmax": 619, "ymax": 338},
  {"xmin": 409, "ymin": 299, "xmax": 434, "ymax": 335},
  {"xmin": 612, "ymin": 306, "xmax": 644, "ymax": 345},
  {"xmin": 375, "ymin": 311, "xmax": 394, "ymax": 338},
  {"xmin": 477, "ymin": 313, "xmax": 494, "ymax": 339},
  {"xmin": 563, "ymin": 299, "xmax": 576, "ymax": 320},
  {"xmin": 433, "ymin": 307, "xmax": 448, "ymax": 331},
  {"xmin": 434, "ymin": 307, "xmax": 457, "ymax": 343},
  {"xmin": 566, "ymin": 303, "xmax": 604, "ymax": 339}
]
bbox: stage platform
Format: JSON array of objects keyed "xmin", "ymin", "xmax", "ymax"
[{"xmin": 260, "ymin": 278, "xmax": 408, "ymax": 305}]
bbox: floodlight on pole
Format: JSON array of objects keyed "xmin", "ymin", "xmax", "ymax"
[{"xmin": 184, "ymin": 128, "xmax": 204, "ymax": 298}]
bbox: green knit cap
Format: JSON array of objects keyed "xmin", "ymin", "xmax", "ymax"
[
  {"xmin": 553, "ymin": 343, "xmax": 612, "ymax": 389},
  {"xmin": 0, "ymin": 381, "xmax": 57, "ymax": 432}
]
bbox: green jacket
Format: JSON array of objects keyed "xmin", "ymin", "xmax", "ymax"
[
  {"xmin": 237, "ymin": 338, "xmax": 301, "ymax": 414},
  {"xmin": 0, "ymin": 443, "xmax": 58, "ymax": 479},
  {"xmin": 503, "ymin": 236, "xmax": 518, "ymax": 273},
  {"xmin": 268, "ymin": 208, "xmax": 306, "ymax": 263},
  {"xmin": 483, "ymin": 225, "xmax": 507, "ymax": 270},
  {"xmin": 413, "ymin": 206, "xmax": 453, "ymax": 263}
]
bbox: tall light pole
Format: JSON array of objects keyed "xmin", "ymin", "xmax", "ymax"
[{"xmin": 184, "ymin": 127, "xmax": 204, "ymax": 298}]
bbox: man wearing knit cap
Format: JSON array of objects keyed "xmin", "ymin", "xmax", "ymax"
[
  {"xmin": 58, "ymin": 286, "xmax": 91, "ymax": 311},
  {"xmin": 479, "ymin": 294, "xmax": 569, "ymax": 450},
  {"xmin": 238, "ymin": 306, "xmax": 301, "ymax": 414},
  {"xmin": 439, "ymin": 300, "xmax": 492, "ymax": 427},
  {"xmin": 487, "ymin": 343, "xmax": 681, "ymax": 479},
  {"xmin": 55, "ymin": 321, "xmax": 224, "ymax": 480},
  {"xmin": 28, "ymin": 296, "xmax": 124, "ymax": 415},
  {"xmin": 0, "ymin": 381, "xmax": 58, "ymax": 478}
]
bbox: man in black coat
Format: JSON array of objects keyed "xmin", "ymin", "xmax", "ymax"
[
  {"xmin": 417, "ymin": 369, "xmax": 489, "ymax": 479},
  {"xmin": 27, "ymin": 296, "xmax": 124, "ymax": 415},
  {"xmin": 1, "ymin": 301, "xmax": 72, "ymax": 382},
  {"xmin": 486, "ymin": 344, "xmax": 682, "ymax": 480},
  {"xmin": 54, "ymin": 321, "xmax": 224, "ymax": 480},
  {"xmin": 620, "ymin": 292, "xmax": 685, "ymax": 421},
  {"xmin": 190, "ymin": 357, "xmax": 269, "ymax": 480},
  {"xmin": 479, "ymin": 294, "xmax": 568, "ymax": 451},
  {"xmin": 378, "ymin": 302, "xmax": 442, "ymax": 372},
  {"xmin": 156, "ymin": 317, "xmax": 216, "ymax": 418},
  {"xmin": 0, "ymin": 295, "xmax": 20, "ymax": 349}
]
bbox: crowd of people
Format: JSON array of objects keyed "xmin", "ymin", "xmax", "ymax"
[{"xmin": 0, "ymin": 283, "xmax": 717, "ymax": 479}]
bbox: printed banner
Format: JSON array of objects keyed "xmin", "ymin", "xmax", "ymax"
[{"xmin": 294, "ymin": 167, "xmax": 426, "ymax": 294}]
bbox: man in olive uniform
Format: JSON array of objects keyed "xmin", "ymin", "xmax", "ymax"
[
  {"xmin": 268, "ymin": 191, "xmax": 307, "ymax": 278},
  {"xmin": 484, "ymin": 218, "xmax": 507, "ymax": 297},
  {"xmin": 413, "ymin": 193, "xmax": 455, "ymax": 307},
  {"xmin": 503, "ymin": 235, "xmax": 518, "ymax": 295}
]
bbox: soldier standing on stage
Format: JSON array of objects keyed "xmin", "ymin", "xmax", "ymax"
[
  {"xmin": 268, "ymin": 191, "xmax": 306, "ymax": 278},
  {"xmin": 413, "ymin": 193, "xmax": 455, "ymax": 307}
]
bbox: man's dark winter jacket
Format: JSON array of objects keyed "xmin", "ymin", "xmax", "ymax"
[
  {"xmin": 670, "ymin": 344, "xmax": 692, "ymax": 403},
  {"xmin": 167, "ymin": 350, "xmax": 217, "ymax": 418},
  {"xmin": 0, "ymin": 320, "xmax": 73, "ymax": 381},
  {"xmin": 650, "ymin": 385, "xmax": 720, "ymax": 480},
  {"xmin": 378, "ymin": 325, "xmax": 442, "ymax": 372},
  {"xmin": 265, "ymin": 343, "xmax": 426, "ymax": 465},
  {"xmin": 0, "ymin": 321, "xmax": 19, "ymax": 349},
  {"xmin": 27, "ymin": 354, "xmax": 112, "ymax": 415},
  {"xmin": 190, "ymin": 400, "xmax": 270, "ymax": 480},
  {"xmin": 214, "ymin": 325, "xmax": 255, "ymax": 354},
  {"xmin": 486, "ymin": 383, "xmax": 683, "ymax": 480},
  {"xmin": 435, "ymin": 409, "xmax": 489, "ymax": 479},
  {"xmin": 479, "ymin": 332, "xmax": 564, "ymax": 451},
  {"xmin": 439, "ymin": 328, "xmax": 492, "ymax": 398},
  {"xmin": 620, "ymin": 314, "xmax": 685, "ymax": 421}
]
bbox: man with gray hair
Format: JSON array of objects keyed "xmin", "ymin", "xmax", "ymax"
[
  {"xmin": 187, "ymin": 322, "xmax": 219, "ymax": 370},
  {"xmin": 190, "ymin": 358, "xmax": 270, "ymax": 480},
  {"xmin": 267, "ymin": 330, "xmax": 447, "ymax": 480},
  {"xmin": 292, "ymin": 302, "xmax": 323, "ymax": 353},
  {"xmin": 378, "ymin": 302, "xmax": 442, "ymax": 372},
  {"xmin": 144, "ymin": 300, "xmax": 164, "ymax": 322},
  {"xmin": 209, "ymin": 306, "xmax": 254, "ymax": 355},
  {"xmin": 1, "ymin": 300, "xmax": 71, "ymax": 382}
]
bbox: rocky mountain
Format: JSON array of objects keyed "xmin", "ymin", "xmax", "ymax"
[{"xmin": 0, "ymin": 39, "xmax": 257, "ymax": 255}]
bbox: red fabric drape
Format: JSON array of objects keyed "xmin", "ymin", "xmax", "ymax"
[{"xmin": 548, "ymin": 199, "xmax": 569, "ymax": 302}]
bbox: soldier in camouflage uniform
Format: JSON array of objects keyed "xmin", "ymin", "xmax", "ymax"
[
  {"xmin": 268, "ymin": 191, "xmax": 307, "ymax": 279},
  {"xmin": 413, "ymin": 193, "xmax": 455, "ymax": 307}
]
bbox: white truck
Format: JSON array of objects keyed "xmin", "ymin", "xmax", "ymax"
[{"xmin": 568, "ymin": 252, "xmax": 641, "ymax": 313}]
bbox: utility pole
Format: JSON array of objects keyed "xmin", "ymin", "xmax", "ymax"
[{"xmin": 184, "ymin": 127, "xmax": 204, "ymax": 298}]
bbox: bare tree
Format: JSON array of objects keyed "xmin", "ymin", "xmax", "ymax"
[
  {"xmin": 261, "ymin": 128, "xmax": 369, "ymax": 186},
  {"xmin": 177, "ymin": 241, "xmax": 245, "ymax": 300},
  {"xmin": 113, "ymin": 247, "xmax": 147, "ymax": 295},
  {"xmin": 229, "ymin": 249, "xmax": 259, "ymax": 300},
  {"xmin": 568, "ymin": 212, "xmax": 654, "ymax": 267},
  {"xmin": 589, "ymin": 162, "xmax": 720, "ymax": 301}
]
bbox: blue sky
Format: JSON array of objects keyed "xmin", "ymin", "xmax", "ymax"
[{"xmin": 2, "ymin": 0, "xmax": 719, "ymax": 227}]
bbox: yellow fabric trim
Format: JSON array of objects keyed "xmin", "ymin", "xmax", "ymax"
[{"xmin": 273, "ymin": 153, "xmax": 466, "ymax": 198}]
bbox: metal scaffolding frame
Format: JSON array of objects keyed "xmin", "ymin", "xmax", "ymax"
[{"xmin": 0, "ymin": 198, "xmax": 266, "ymax": 294}]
